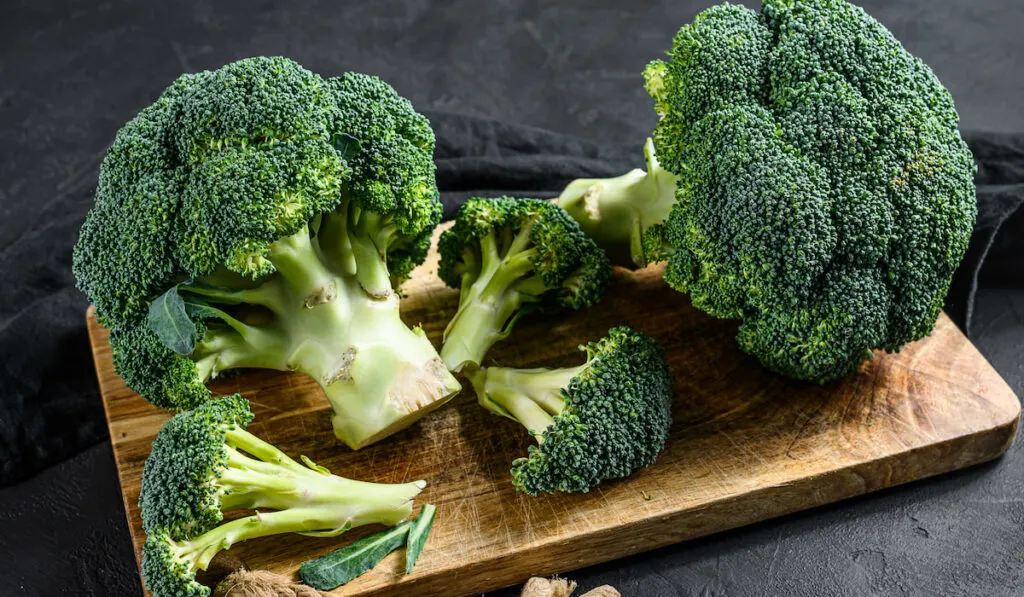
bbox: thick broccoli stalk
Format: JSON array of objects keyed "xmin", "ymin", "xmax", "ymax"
[
  {"xmin": 140, "ymin": 396, "xmax": 423, "ymax": 597},
  {"xmin": 466, "ymin": 327, "xmax": 673, "ymax": 495},
  {"xmin": 437, "ymin": 197, "xmax": 610, "ymax": 372},
  {"xmin": 556, "ymin": 138, "xmax": 679, "ymax": 268},
  {"xmin": 72, "ymin": 57, "xmax": 460, "ymax": 447},
  {"xmin": 182, "ymin": 217, "xmax": 456, "ymax": 448}
]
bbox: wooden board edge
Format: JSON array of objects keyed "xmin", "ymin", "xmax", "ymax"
[
  {"xmin": 84, "ymin": 306, "xmax": 148, "ymax": 584},
  {"xmin": 355, "ymin": 415, "xmax": 1020, "ymax": 597}
]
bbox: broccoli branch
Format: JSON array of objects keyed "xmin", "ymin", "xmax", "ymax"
[
  {"xmin": 440, "ymin": 225, "xmax": 543, "ymax": 372},
  {"xmin": 467, "ymin": 365, "xmax": 585, "ymax": 440}
]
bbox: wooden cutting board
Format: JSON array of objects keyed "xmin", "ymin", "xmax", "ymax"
[{"xmin": 87, "ymin": 225, "xmax": 1020, "ymax": 597}]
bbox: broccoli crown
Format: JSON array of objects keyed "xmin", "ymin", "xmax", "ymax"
[
  {"xmin": 72, "ymin": 56, "xmax": 444, "ymax": 410},
  {"xmin": 645, "ymin": 0, "xmax": 977, "ymax": 382},
  {"xmin": 141, "ymin": 530, "xmax": 210, "ymax": 597},
  {"xmin": 472, "ymin": 327, "xmax": 673, "ymax": 495},
  {"xmin": 139, "ymin": 395, "xmax": 253, "ymax": 539},
  {"xmin": 438, "ymin": 197, "xmax": 610, "ymax": 371}
]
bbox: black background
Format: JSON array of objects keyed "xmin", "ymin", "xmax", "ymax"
[{"xmin": 1, "ymin": 1, "xmax": 1023, "ymax": 595}]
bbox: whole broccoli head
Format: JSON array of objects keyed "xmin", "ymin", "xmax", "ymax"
[
  {"xmin": 437, "ymin": 197, "xmax": 610, "ymax": 372},
  {"xmin": 73, "ymin": 57, "xmax": 460, "ymax": 448},
  {"xmin": 467, "ymin": 326, "xmax": 673, "ymax": 495},
  {"xmin": 559, "ymin": 0, "xmax": 976, "ymax": 383},
  {"xmin": 139, "ymin": 395, "xmax": 424, "ymax": 597}
]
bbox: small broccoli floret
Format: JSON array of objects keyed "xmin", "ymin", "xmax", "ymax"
[
  {"xmin": 437, "ymin": 197, "xmax": 610, "ymax": 372},
  {"xmin": 466, "ymin": 327, "xmax": 673, "ymax": 495},
  {"xmin": 73, "ymin": 57, "xmax": 461, "ymax": 448},
  {"xmin": 139, "ymin": 395, "xmax": 424, "ymax": 597},
  {"xmin": 555, "ymin": 0, "xmax": 977, "ymax": 383}
]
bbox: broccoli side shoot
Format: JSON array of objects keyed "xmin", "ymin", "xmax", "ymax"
[
  {"xmin": 437, "ymin": 197, "xmax": 610, "ymax": 372},
  {"xmin": 139, "ymin": 395, "xmax": 424, "ymax": 597},
  {"xmin": 72, "ymin": 56, "xmax": 461, "ymax": 448},
  {"xmin": 467, "ymin": 327, "xmax": 673, "ymax": 495}
]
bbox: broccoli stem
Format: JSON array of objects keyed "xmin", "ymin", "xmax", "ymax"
[
  {"xmin": 170, "ymin": 499, "xmax": 414, "ymax": 574},
  {"xmin": 467, "ymin": 365, "xmax": 586, "ymax": 441},
  {"xmin": 440, "ymin": 230, "xmax": 541, "ymax": 372},
  {"xmin": 213, "ymin": 430, "xmax": 425, "ymax": 519},
  {"xmin": 184, "ymin": 225, "xmax": 460, "ymax": 449},
  {"xmin": 556, "ymin": 138, "xmax": 678, "ymax": 267},
  {"xmin": 320, "ymin": 292, "xmax": 459, "ymax": 448}
]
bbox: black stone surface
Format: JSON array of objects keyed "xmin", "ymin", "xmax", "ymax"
[{"xmin": 1, "ymin": 1, "xmax": 1022, "ymax": 595}]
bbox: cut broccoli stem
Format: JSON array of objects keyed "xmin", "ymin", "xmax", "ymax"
[
  {"xmin": 441, "ymin": 231, "xmax": 542, "ymax": 372},
  {"xmin": 179, "ymin": 282, "xmax": 288, "ymax": 316},
  {"xmin": 467, "ymin": 365, "xmax": 585, "ymax": 441},
  {"xmin": 211, "ymin": 429, "xmax": 424, "ymax": 520},
  {"xmin": 556, "ymin": 138, "xmax": 678, "ymax": 267},
  {"xmin": 321, "ymin": 292, "xmax": 459, "ymax": 448},
  {"xmin": 191, "ymin": 325, "xmax": 290, "ymax": 381},
  {"xmin": 222, "ymin": 426, "xmax": 308, "ymax": 474},
  {"xmin": 181, "ymin": 225, "xmax": 460, "ymax": 449}
]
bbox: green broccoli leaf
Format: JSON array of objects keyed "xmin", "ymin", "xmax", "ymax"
[
  {"xmin": 148, "ymin": 285, "xmax": 197, "ymax": 355},
  {"xmin": 332, "ymin": 132, "xmax": 362, "ymax": 161},
  {"xmin": 299, "ymin": 521, "xmax": 412, "ymax": 590},
  {"xmin": 405, "ymin": 503, "xmax": 436, "ymax": 574}
]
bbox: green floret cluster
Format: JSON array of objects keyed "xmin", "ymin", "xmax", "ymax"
[
  {"xmin": 468, "ymin": 326, "xmax": 673, "ymax": 495},
  {"xmin": 139, "ymin": 396, "xmax": 424, "ymax": 597},
  {"xmin": 73, "ymin": 56, "xmax": 460, "ymax": 449},
  {"xmin": 558, "ymin": 0, "xmax": 977, "ymax": 383},
  {"xmin": 437, "ymin": 197, "xmax": 610, "ymax": 372}
]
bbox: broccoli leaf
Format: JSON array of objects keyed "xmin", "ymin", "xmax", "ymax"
[
  {"xmin": 147, "ymin": 285, "xmax": 197, "ymax": 355},
  {"xmin": 299, "ymin": 521, "xmax": 412, "ymax": 590},
  {"xmin": 405, "ymin": 503, "xmax": 436, "ymax": 574},
  {"xmin": 332, "ymin": 132, "xmax": 362, "ymax": 161}
]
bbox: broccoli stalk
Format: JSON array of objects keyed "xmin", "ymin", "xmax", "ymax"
[
  {"xmin": 140, "ymin": 396, "xmax": 424, "ymax": 597},
  {"xmin": 465, "ymin": 327, "xmax": 674, "ymax": 495},
  {"xmin": 182, "ymin": 217, "xmax": 457, "ymax": 449},
  {"xmin": 556, "ymin": 138, "xmax": 679, "ymax": 268},
  {"xmin": 438, "ymin": 197, "xmax": 610, "ymax": 372},
  {"xmin": 440, "ymin": 217, "xmax": 543, "ymax": 372}
]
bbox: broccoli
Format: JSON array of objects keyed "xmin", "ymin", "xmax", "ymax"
[
  {"xmin": 466, "ymin": 326, "xmax": 673, "ymax": 495},
  {"xmin": 555, "ymin": 0, "xmax": 977, "ymax": 383},
  {"xmin": 139, "ymin": 395, "xmax": 424, "ymax": 597},
  {"xmin": 72, "ymin": 56, "xmax": 461, "ymax": 448},
  {"xmin": 437, "ymin": 197, "xmax": 610, "ymax": 372}
]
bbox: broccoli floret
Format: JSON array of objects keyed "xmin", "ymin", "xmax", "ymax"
[
  {"xmin": 437, "ymin": 197, "xmax": 610, "ymax": 372},
  {"xmin": 555, "ymin": 0, "xmax": 977, "ymax": 383},
  {"xmin": 139, "ymin": 395, "xmax": 424, "ymax": 597},
  {"xmin": 72, "ymin": 57, "xmax": 460, "ymax": 448},
  {"xmin": 466, "ymin": 327, "xmax": 673, "ymax": 495}
]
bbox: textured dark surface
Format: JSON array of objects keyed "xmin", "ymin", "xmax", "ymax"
[{"xmin": 0, "ymin": 0, "xmax": 1022, "ymax": 595}]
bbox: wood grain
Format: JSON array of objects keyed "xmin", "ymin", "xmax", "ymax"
[{"xmin": 87, "ymin": 225, "xmax": 1020, "ymax": 597}]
